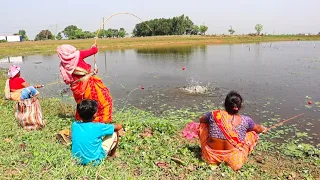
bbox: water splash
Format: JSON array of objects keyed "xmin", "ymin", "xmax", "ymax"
[
  {"xmin": 182, "ymin": 85, "xmax": 208, "ymax": 94},
  {"xmin": 181, "ymin": 77, "xmax": 209, "ymax": 94}
]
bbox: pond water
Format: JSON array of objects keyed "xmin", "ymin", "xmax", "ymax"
[{"xmin": 1, "ymin": 41, "xmax": 319, "ymax": 144}]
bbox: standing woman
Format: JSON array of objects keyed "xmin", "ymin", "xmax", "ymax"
[{"xmin": 57, "ymin": 44, "xmax": 112, "ymax": 123}]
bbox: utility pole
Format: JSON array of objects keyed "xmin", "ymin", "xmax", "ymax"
[
  {"xmin": 103, "ymin": 17, "xmax": 105, "ymax": 31},
  {"xmin": 102, "ymin": 17, "xmax": 105, "ymax": 38},
  {"xmin": 55, "ymin": 24, "xmax": 58, "ymax": 36}
]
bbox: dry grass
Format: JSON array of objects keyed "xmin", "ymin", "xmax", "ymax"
[{"xmin": 1, "ymin": 35, "xmax": 320, "ymax": 58}]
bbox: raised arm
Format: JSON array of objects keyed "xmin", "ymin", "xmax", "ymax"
[
  {"xmin": 79, "ymin": 45, "xmax": 98, "ymax": 60},
  {"xmin": 21, "ymin": 81, "xmax": 42, "ymax": 89}
]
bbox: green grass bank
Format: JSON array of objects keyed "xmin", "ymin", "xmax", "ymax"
[
  {"xmin": 0, "ymin": 71, "xmax": 319, "ymax": 179},
  {"xmin": 1, "ymin": 35, "xmax": 320, "ymax": 58}
]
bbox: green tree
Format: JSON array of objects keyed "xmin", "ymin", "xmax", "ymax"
[
  {"xmin": 191, "ymin": 25, "xmax": 199, "ymax": 35},
  {"xmin": 112, "ymin": 29, "xmax": 119, "ymax": 38},
  {"xmin": 34, "ymin": 30, "xmax": 54, "ymax": 41},
  {"xmin": 199, "ymin": 25, "xmax": 208, "ymax": 35},
  {"xmin": 159, "ymin": 19, "xmax": 172, "ymax": 35},
  {"xmin": 255, "ymin": 24, "xmax": 263, "ymax": 35},
  {"xmin": 56, "ymin": 32, "xmax": 63, "ymax": 40},
  {"xmin": 98, "ymin": 29, "xmax": 121, "ymax": 38},
  {"xmin": 228, "ymin": 26, "xmax": 235, "ymax": 35},
  {"xmin": 74, "ymin": 29, "xmax": 84, "ymax": 39},
  {"xmin": 96, "ymin": 29, "xmax": 105, "ymax": 38},
  {"xmin": 133, "ymin": 14, "xmax": 195, "ymax": 37},
  {"xmin": 171, "ymin": 15, "xmax": 191, "ymax": 35},
  {"xmin": 62, "ymin": 26, "xmax": 95, "ymax": 39},
  {"xmin": 105, "ymin": 29, "xmax": 113, "ymax": 38},
  {"xmin": 183, "ymin": 16, "xmax": 194, "ymax": 33},
  {"xmin": 18, "ymin": 29, "xmax": 28, "ymax": 41},
  {"xmin": 62, "ymin": 25, "xmax": 79, "ymax": 39},
  {"xmin": 119, "ymin": 28, "xmax": 126, "ymax": 38},
  {"xmin": 83, "ymin": 31, "xmax": 95, "ymax": 39}
]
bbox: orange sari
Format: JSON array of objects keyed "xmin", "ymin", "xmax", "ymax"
[
  {"xmin": 71, "ymin": 67, "xmax": 112, "ymax": 123},
  {"xmin": 199, "ymin": 110, "xmax": 258, "ymax": 170}
]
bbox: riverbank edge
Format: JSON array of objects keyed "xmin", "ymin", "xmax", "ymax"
[{"xmin": 1, "ymin": 35, "xmax": 320, "ymax": 58}]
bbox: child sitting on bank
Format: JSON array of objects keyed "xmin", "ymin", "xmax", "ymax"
[
  {"xmin": 72, "ymin": 99, "xmax": 122, "ymax": 165},
  {"xmin": 5, "ymin": 65, "xmax": 43, "ymax": 100}
]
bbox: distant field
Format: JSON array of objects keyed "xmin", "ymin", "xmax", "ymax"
[{"xmin": 1, "ymin": 35, "xmax": 320, "ymax": 58}]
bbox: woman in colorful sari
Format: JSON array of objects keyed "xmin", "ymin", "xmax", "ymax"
[
  {"xmin": 57, "ymin": 44, "xmax": 112, "ymax": 123},
  {"xmin": 199, "ymin": 91, "xmax": 266, "ymax": 170}
]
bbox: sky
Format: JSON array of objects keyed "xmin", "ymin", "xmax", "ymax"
[{"xmin": 1, "ymin": 0, "xmax": 319, "ymax": 39}]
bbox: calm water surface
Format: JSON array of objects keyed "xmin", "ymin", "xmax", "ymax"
[{"xmin": 1, "ymin": 41, "xmax": 319, "ymax": 143}]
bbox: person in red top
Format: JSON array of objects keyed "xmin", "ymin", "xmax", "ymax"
[
  {"xmin": 6, "ymin": 65, "xmax": 43, "ymax": 100},
  {"xmin": 57, "ymin": 44, "xmax": 112, "ymax": 123}
]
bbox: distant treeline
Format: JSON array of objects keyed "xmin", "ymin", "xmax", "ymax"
[
  {"xmin": 9, "ymin": 26, "xmax": 127, "ymax": 41},
  {"xmin": 133, "ymin": 14, "xmax": 208, "ymax": 37},
  {"xmin": 11, "ymin": 14, "xmax": 320, "ymax": 41},
  {"xmin": 58, "ymin": 26, "xmax": 127, "ymax": 40}
]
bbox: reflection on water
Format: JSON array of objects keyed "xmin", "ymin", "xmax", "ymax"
[
  {"xmin": 136, "ymin": 45, "xmax": 206, "ymax": 55},
  {"xmin": 0, "ymin": 56, "xmax": 24, "ymax": 64},
  {"xmin": 136, "ymin": 46, "xmax": 207, "ymax": 62}
]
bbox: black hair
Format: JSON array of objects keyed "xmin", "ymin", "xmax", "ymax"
[
  {"xmin": 14, "ymin": 71, "xmax": 21, "ymax": 78},
  {"xmin": 76, "ymin": 99, "xmax": 98, "ymax": 122},
  {"xmin": 224, "ymin": 90, "xmax": 243, "ymax": 115}
]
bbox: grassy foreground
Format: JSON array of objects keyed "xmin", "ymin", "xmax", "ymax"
[
  {"xmin": 0, "ymin": 73, "xmax": 319, "ymax": 179},
  {"xmin": 1, "ymin": 35, "xmax": 320, "ymax": 58}
]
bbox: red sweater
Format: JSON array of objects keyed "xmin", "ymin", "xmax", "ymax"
[
  {"xmin": 9, "ymin": 77, "xmax": 25, "ymax": 90},
  {"xmin": 72, "ymin": 46, "xmax": 98, "ymax": 80}
]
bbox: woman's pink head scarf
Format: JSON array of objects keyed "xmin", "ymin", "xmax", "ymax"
[
  {"xmin": 8, "ymin": 65, "xmax": 20, "ymax": 78},
  {"xmin": 57, "ymin": 45, "xmax": 80, "ymax": 84}
]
